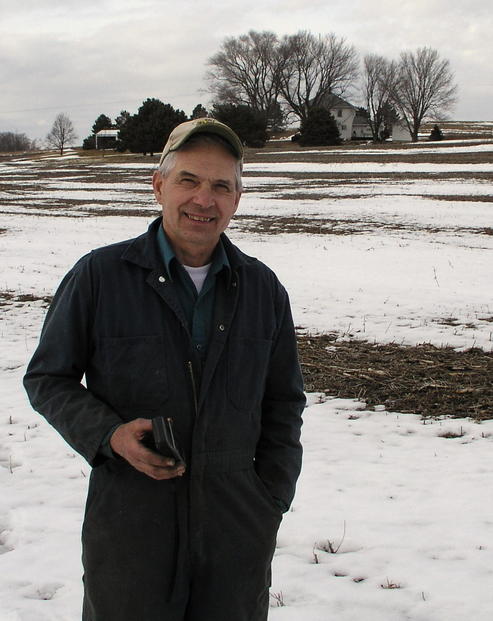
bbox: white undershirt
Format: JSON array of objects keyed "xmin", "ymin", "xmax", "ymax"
[{"xmin": 183, "ymin": 263, "xmax": 212, "ymax": 294}]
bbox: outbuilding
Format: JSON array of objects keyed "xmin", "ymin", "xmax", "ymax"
[{"xmin": 95, "ymin": 129, "xmax": 119, "ymax": 149}]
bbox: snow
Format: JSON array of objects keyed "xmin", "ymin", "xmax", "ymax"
[
  {"xmin": 235, "ymin": 230, "xmax": 493, "ymax": 351},
  {"xmin": 245, "ymin": 161, "xmax": 493, "ymax": 174},
  {"xmin": 263, "ymin": 141, "xmax": 493, "ymax": 156},
  {"xmin": 271, "ymin": 399, "xmax": 493, "ymax": 620},
  {"xmin": 1, "ymin": 142, "xmax": 493, "ymax": 619}
]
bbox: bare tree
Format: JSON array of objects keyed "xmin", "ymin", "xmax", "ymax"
[
  {"xmin": 390, "ymin": 47, "xmax": 457, "ymax": 142},
  {"xmin": 207, "ymin": 30, "xmax": 358, "ymax": 128},
  {"xmin": 361, "ymin": 54, "xmax": 399, "ymax": 141},
  {"xmin": 278, "ymin": 31, "xmax": 359, "ymax": 123},
  {"xmin": 0, "ymin": 132, "xmax": 36, "ymax": 152},
  {"xmin": 46, "ymin": 113, "xmax": 78, "ymax": 155},
  {"xmin": 207, "ymin": 30, "xmax": 284, "ymax": 128}
]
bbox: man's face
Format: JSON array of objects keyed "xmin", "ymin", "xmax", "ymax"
[{"xmin": 152, "ymin": 142, "xmax": 241, "ymax": 266}]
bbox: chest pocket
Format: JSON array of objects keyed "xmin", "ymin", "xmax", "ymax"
[
  {"xmin": 100, "ymin": 336, "xmax": 168, "ymax": 409},
  {"xmin": 227, "ymin": 337, "xmax": 272, "ymax": 412}
]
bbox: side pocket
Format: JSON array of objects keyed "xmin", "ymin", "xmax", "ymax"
[
  {"xmin": 99, "ymin": 335, "xmax": 168, "ymax": 408},
  {"xmin": 227, "ymin": 337, "xmax": 271, "ymax": 412},
  {"xmin": 249, "ymin": 469, "xmax": 283, "ymax": 518}
]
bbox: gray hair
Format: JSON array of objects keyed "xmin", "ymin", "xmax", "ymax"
[{"xmin": 157, "ymin": 133, "xmax": 243, "ymax": 192}]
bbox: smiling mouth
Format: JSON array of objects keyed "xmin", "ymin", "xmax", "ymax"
[{"xmin": 185, "ymin": 213, "xmax": 214, "ymax": 223}]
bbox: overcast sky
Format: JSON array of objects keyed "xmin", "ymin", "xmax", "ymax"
[{"xmin": 1, "ymin": 0, "xmax": 492, "ymax": 143}]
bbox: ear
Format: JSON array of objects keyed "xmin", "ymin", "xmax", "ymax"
[
  {"xmin": 232, "ymin": 190, "xmax": 242, "ymax": 215},
  {"xmin": 152, "ymin": 171, "xmax": 165, "ymax": 203}
]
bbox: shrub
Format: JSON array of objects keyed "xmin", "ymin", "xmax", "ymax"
[
  {"xmin": 429, "ymin": 124, "xmax": 444, "ymax": 141},
  {"xmin": 299, "ymin": 108, "xmax": 342, "ymax": 146}
]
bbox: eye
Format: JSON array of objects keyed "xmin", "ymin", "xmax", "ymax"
[
  {"xmin": 215, "ymin": 182, "xmax": 232, "ymax": 193},
  {"xmin": 180, "ymin": 177, "xmax": 197, "ymax": 188}
]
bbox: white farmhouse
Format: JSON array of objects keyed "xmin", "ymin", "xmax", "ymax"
[
  {"xmin": 351, "ymin": 111, "xmax": 374, "ymax": 140},
  {"xmin": 318, "ymin": 93, "xmax": 359, "ymax": 141},
  {"xmin": 317, "ymin": 93, "xmax": 377, "ymax": 140},
  {"xmin": 317, "ymin": 94, "xmax": 412, "ymax": 142}
]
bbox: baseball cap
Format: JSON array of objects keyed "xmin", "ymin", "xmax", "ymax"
[{"xmin": 158, "ymin": 118, "xmax": 244, "ymax": 166}]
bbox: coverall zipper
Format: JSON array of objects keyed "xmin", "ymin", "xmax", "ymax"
[
  {"xmin": 187, "ymin": 360, "xmax": 198, "ymax": 417},
  {"xmin": 167, "ymin": 361, "xmax": 199, "ymax": 602}
]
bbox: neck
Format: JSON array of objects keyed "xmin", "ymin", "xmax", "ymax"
[
  {"xmin": 161, "ymin": 223, "xmax": 219, "ymax": 267},
  {"xmin": 175, "ymin": 246, "xmax": 214, "ymax": 267}
]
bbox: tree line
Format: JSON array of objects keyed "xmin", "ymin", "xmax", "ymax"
[
  {"xmin": 207, "ymin": 30, "xmax": 457, "ymax": 142},
  {"xmin": 8, "ymin": 28, "xmax": 456, "ymax": 155},
  {"xmin": 87, "ymin": 31, "xmax": 455, "ymax": 150},
  {"xmin": 80, "ymin": 98, "xmax": 272, "ymax": 155},
  {"xmin": 76, "ymin": 29, "xmax": 456, "ymax": 154},
  {"xmin": 0, "ymin": 132, "xmax": 37, "ymax": 152}
]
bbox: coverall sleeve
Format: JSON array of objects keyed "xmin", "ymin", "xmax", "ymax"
[
  {"xmin": 255, "ymin": 284, "xmax": 305, "ymax": 511},
  {"xmin": 23, "ymin": 256, "xmax": 123, "ymax": 466}
]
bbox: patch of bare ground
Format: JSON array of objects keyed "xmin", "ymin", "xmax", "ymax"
[
  {"xmin": 245, "ymin": 138, "xmax": 493, "ymax": 165},
  {"xmin": 421, "ymin": 121, "xmax": 493, "ymax": 141},
  {"xmin": 243, "ymin": 170, "xmax": 493, "ymax": 184},
  {"xmin": 430, "ymin": 194, "xmax": 493, "ymax": 203},
  {"xmin": 252, "ymin": 151, "xmax": 493, "ymax": 165},
  {"xmin": 0, "ymin": 207, "xmax": 158, "ymax": 218},
  {"xmin": 0, "ymin": 291, "xmax": 52, "ymax": 307},
  {"xmin": 298, "ymin": 334, "xmax": 493, "ymax": 421},
  {"xmin": 233, "ymin": 215, "xmax": 371, "ymax": 235},
  {"xmin": 250, "ymin": 189, "xmax": 493, "ymax": 204},
  {"xmin": 233, "ymin": 215, "xmax": 490, "ymax": 236},
  {"xmin": 0, "ymin": 171, "xmax": 150, "ymax": 186},
  {"xmin": 84, "ymin": 207, "xmax": 159, "ymax": 217}
]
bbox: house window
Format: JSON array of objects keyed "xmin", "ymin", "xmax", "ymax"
[{"xmin": 337, "ymin": 110, "xmax": 342, "ymax": 117}]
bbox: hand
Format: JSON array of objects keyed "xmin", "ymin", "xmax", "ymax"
[{"xmin": 110, "ymin": 418, "xmax": 186, "ymax": 480}]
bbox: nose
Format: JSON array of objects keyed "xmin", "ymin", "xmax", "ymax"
[{"xmin": 192, "ymin": 184, "xmax": 214, "ymax": 209}]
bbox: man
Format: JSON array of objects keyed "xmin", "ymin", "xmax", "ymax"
[{"xmin": 24, "ymin": 118, "xmax": 305, "ymax": 621}]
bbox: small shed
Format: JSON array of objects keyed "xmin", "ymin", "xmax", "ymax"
[
  {"xmin": 391, "ymin": 121, "xmax": 412, "ymax": 142},
  {"xmin": 95, "ymin": 129, "xmax": 119, "ymax": 149}
]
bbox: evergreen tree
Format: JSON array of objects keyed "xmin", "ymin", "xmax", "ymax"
[
  {"xmin": 429, "ymin": 124, "xmax": 444, "ymax": 141},
  {"xmin": 82, "ymin": 114, "xmax": 113, "ymax": 150},
  {"xmin": 381, "ymin": 102, "xmax": 400, "ymax": 140},
  {"xmin": 211, "ymin": 104, "xmax": 268, "ymax": 147},
  {"xmin": 117, "ymin": 99, "xmax": 187, "ymax": 155},
  {"xmin": 115, "ymin": 110, "xmax": 131, "ymax": 129},
  {"xmin": 265, "ymin": 101, "xmax": 286, "ymax": 132},
  {"xmin": 92, "ymin": 114, "xmax": 113, "ymax": 134},
  {"xmin": 82, "ymin": 135, "xmax": 96, "ymax": 150},
  {"xmin": 299, "ymin": 107, "xmax": 341, "ymax": 146},
  {"xmin": 191, "ymin": 104, "xmax": 208, "ymax": 119}
]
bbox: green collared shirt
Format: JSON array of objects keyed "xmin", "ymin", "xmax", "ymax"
[{"xmin": 156, "ymin": 224, "xmax": 230, "ymax": 361}]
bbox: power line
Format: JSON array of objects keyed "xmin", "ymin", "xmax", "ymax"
[
  {"xmin": 0, "ymin": 90, "xmax": 205, "ymax": 116},
  {"xmin": 0, "ymin": 100, "xmax": 134, "ymax": 115}
]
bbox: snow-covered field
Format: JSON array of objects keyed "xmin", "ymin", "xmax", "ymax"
[{"xmin": 1, "ymin": 141, "xmax": 492, "ymax": 619}]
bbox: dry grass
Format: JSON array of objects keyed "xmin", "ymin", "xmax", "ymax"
[
  {"xmin": 0, "ymin": 291, "xmax": 53, "ymax": 307},
  {"xmin": 233, "ymin": 214, "xmax": 491, "ymax": 237},
  {"xmin": 298, "ymin": 335, "xmax": 493, "ymax": 421}
]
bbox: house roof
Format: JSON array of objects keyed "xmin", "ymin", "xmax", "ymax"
[{"xmin": 318, "ymin": 93, "xmax": 357, "ymax": 110}]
